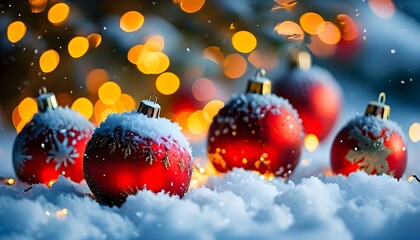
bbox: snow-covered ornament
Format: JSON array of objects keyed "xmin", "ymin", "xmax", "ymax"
[
  {"xmin": 12, "ymin": 87, "xmax": 94, "ymax": 185},
  {"xmin": 83, "ymin": 94, "xmax": 193, "ymax": 206},
  {"xmin": 331, "ymin": 93, "xmax": 407, "ymax": 178},
  {"xmin": 207, "ymin": 69, "xmax": 304, "ymax": 179},
  {"xmin": 273, "ymin": 50, "xmax": 342, "ymax": 141}
]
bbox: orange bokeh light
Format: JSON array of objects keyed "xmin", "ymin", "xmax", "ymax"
[
  {"xmin": 223, "ymin": 53, "xmax": 247, "ymax": 79},
  {"xmin": 86, "ymin": 68, "xmax": 109, "ymax": 94},
  {"xmin": 177, "ymin": 0, "xmax": 206, "ymax": 13},
  {"xmin": 317, "ymin": 21, "xmax": 341, "ymax": 45},
  {"xmin": 120, "ymin": 11, "xmax": 144, "ymax": 32},
  {"xmin": 274, "ymin": 21, "xmax": 304, "ymax": 42},
  {"xmin": 336, "ymin": 14, "xmax": 358, "ymax": 41},
  {"xmin": 300, "ymin": 12, "xmax": 324, "ymax": 35},
  {"xmin": 192, "ymin": 78, "xmax": 216, "ymax": 102}
]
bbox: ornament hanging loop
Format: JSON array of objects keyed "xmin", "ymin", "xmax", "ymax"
[
  {"xmin": 364, "ymin": 92, "xmax": 390, "ymax": 120},
  {"xmin": 247, "ymin": 68, "xmax": 272, "ymax": 95},
  {"xmin": 138, "ymin": 93, "xmax": 161, "ymax": 118},
  {"xmin": 39, "ymin": 86, "xmax": 48, "ymax": 95},
  {"xmin": 36, "ymin": 86, "xmax": 58, "ymax": 112},
  {"xmin": 378, "ymin": 92, "xmax": 386, "ymax": 105},
  {"xmin": 148, "ymin": 93, "xmax": 158, "ymax": 104},
  {"xmin": 255, "ymin": 69, "xmax": 266, "ymax": 80}
]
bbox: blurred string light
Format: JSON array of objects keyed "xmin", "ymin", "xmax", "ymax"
[
  {"xmin": 271, "ymin": 0, "xmax": 298, "ymax": 11},
  {"xmin": 71, "ymin": 98, "xmax": 93, "ymax": 120},
  {"xmin": 368, "ymin": 0, "xmax": 395, "ymax": 19},
  {"xmin": 317, "ymin": 21, "xmax": 341, "ymax": 45},
  {"xmin": 87, "ymin": 33, "xmax": 102, "ymax": 48},
  {"xmin": 175, "ymin": 0, "xmax": 206, "ymax": 13},
  {"xmin": 155, "ymin": 72, "xmax": 180, "ymax": 95},
  {"xmin": 127, "ymin": 35, "xmax": 170, "ymax": 74},
  {"xmin": 223, "ymin": 53, "xmax": 247, "ymax": 79},
  {"xmin": 231, "ymin": 31, "xmax": 257, "ymax": 53},
  {"xmin": 304, "ymin": 134, "xmax": 319, "ymax": 152},
  {"xmin": 189, "ymin": 159, "xmax": 218, "ymax": 188},
  {"xmin": 39, "ymin": 49, "xmax": 60, "ymax": 73},
  {"xmin": 98, "ymin": 82, "xmax": 121, "ymax": 105},
  {"xmin": 86, "ymin": 68, "xmax": 109, "ymax": 94},
  {"xmin": 68, "ymin": 36, "xmax": 89, "ymax": 58},
  {"xmin": 300, "ymin": 12, "xmax": 324, "ymax": 35},
  {"xmin": 187, "ymin": 110, "xmax": 209, "ymax": 134},
  {"xmin": 47, "ymin": 2, "xmax": 70, "ymax": 25},
  {"xmin": 247, "ymin": 50, "xmax": 279, "ymax": 71},
  {"xmin": 202, "ymin": 46, "xmax": 224, "ymax": 65},
  {"xmin": 192, "ymin": 78, "xmax": 216, "ymax": 102},
  {"xmin": 55, "ymin": 208, "xmax": 68, "ymax": 219},
  {"xmin": 409, "ymin": 123, "xmax": 420, "ymax": 142},
  {"xmin": 274, "ymin": 21, "xmax": 304, "ymax": 41},
  {"xmin": 7, "ymin": 21, "xmax": 27, "ymax": 43},
  {"xmin": 336, "ymin": 14, "xmax": 358, "ymax": 41},
  {"xmin": 29, "ymin": 0, "xmax": 48, "ymax": 13},
  {"xmin": 307, "ymin": 34, "xmax": 337, "ymax": 58},
  {"xmin": 119, "ymin": 11, "xmax": 144, "ymax": 32}
]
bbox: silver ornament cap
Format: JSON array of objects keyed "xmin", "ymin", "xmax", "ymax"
[
  {"xmin": 246, "ymin": 69, "xmax": 272, "ymax": 95},
  {"xmin": 36, "ymin": 86, "xmax": 58, "ymax": 112},
  {"xmin": 137, "ymin": 93, "xmax": 161, "ymax": 118}
]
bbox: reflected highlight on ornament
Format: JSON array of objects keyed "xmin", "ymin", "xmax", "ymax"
[
  {"xmin": 409, "ymin": 123, "xmax": 420, "ymax": 142},
  {"xmin": 300, "ymin": 12, "xmax": 324, "ymax": 35},
  {"xmin": 120, "ymin": 11, "xmax": 144, "ymax": 32},
  {"xmin": 176, "ymin": 0, "xmax": 206, "ymax": 13},
  {"xmin": 87, "ymin": 33, "xmax": 102, "ymax": 48},
  {"xmin": 156, "ymin": 72, "xmax": 180, "ymax": 95},
  {"xmin": 317, "ymin": 21, "xmax": 341, "ymax": 45},
  {"xmin": 7, "ymin": 21, "xmax": 27, "ymax": 43},
  {"xmin": 274, "ymin": 21, "xmax": 304, "ymax": 41},
  {"xmin": 98, "ymin": 82, "xmax": 121, "ymax": 105},
  {"xmin": 29, "ymin": 0, "xmax": 48, "ymax": 13},
  {"xmin": 71, "ymin": 97, "xmax": 93, "ymax": 120},
  {"xmin": 232, "ymin": 31, "xmax": 257, "ymax": 54},
  {"xmin": 39, "ymin": 49, "xmax": 60, "ymax": 73},
  {"xmin": 48, "ymin": 3, "xmax": 70, "ymax": 25},
  {"xmin": 223, "ymin": 53, "xmax": 247, "ymax": 79},
  {"xmin": 68, "ymin": 36, "xmax": 89, "ymax": 58},
  {"xmin": 304, "ymin": 134, "xmax": 319, "ymax": 152},
  {"xmin": 368, "ymin": 0, "xmax": 395, "ymax": 19}
]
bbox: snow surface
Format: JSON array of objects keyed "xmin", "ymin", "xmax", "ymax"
[
  {"xmin": 94, "ymin": 111, "xmax": 192, "ymax": 155},
  {"xmin": 0, "ymin": 170, "xmax": 419, "ymax": 240}
]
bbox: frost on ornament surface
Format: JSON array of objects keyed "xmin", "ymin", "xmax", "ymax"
[
  {"xmin": 208, "ymin": 93, "xmax": 303, "ymax": 178},
  {"xmin": 331, "ymin": 114, "xmax": 407, "ymax": 178},
  {"xmin": 83, "ymin": 111, "xmax": 193, "ymax": 206},
  {"xmin": 12, "ymin": 106, "xmax": 94, "ymax": 184}
]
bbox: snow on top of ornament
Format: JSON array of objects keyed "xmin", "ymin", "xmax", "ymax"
[
  {"xmin": 94, "ymin": 111, "xmax": 191, "ymax": 154},
  {"xmin": 25, "ymin": 106, "xmax": 94, "ymax": 136},
  {"xmin": 222, "ymin": 93, "xmax": 301, "ymax": 122},
  {"xmin": 345, "ymin": 114, "xmax": 405, "ymax": 139}
]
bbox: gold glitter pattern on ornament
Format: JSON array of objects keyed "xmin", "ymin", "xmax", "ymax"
[
  {"xmin": 162, "ymin": 154, "xmax": 171, "ymax": 169},
  {"xmin": 142, "ymin": 145, "xmax": 156, "ymax": 165},
  {"xmin": 178, "ymin": 157, "xmax": 185, "ymax": 171},
  {"xmin": 345, "ymin": 127, "xmax": 393, "ymax": 175},
  {"xmin": 209, "ymin": 149, "xmax": 227, "ymax": 170}
]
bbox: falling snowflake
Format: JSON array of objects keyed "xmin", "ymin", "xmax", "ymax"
[
  {"xmin": 345, "ymin": 127, "xmax": 393, "ymax": 175},
  {"xmin": 46, "ymin": 134, "xmax": 79, "ymax": 170}
]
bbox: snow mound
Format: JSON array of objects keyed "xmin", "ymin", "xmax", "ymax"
[{"xmin": 1, "ymin": 170, "xmax": 419, "ymax": 239}]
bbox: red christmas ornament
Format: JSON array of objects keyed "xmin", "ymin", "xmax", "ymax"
[
  {"xmin": 273, "ymin": 50, "xmax": 342, "ymax": 141},
  {"xmin": 83, "ymin": 94, "xmax": 192, "ymax": 206},
  {"xmin": 12, "ymin": 87, "xmax": 94, "ymax": 185},
  {"xmin": 331, "ymin": 93, "xmax": 407, "ymax": 178},
  {"xmin": 207, "ymin": 69, "xmax": 304, "ymax": 179}
]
